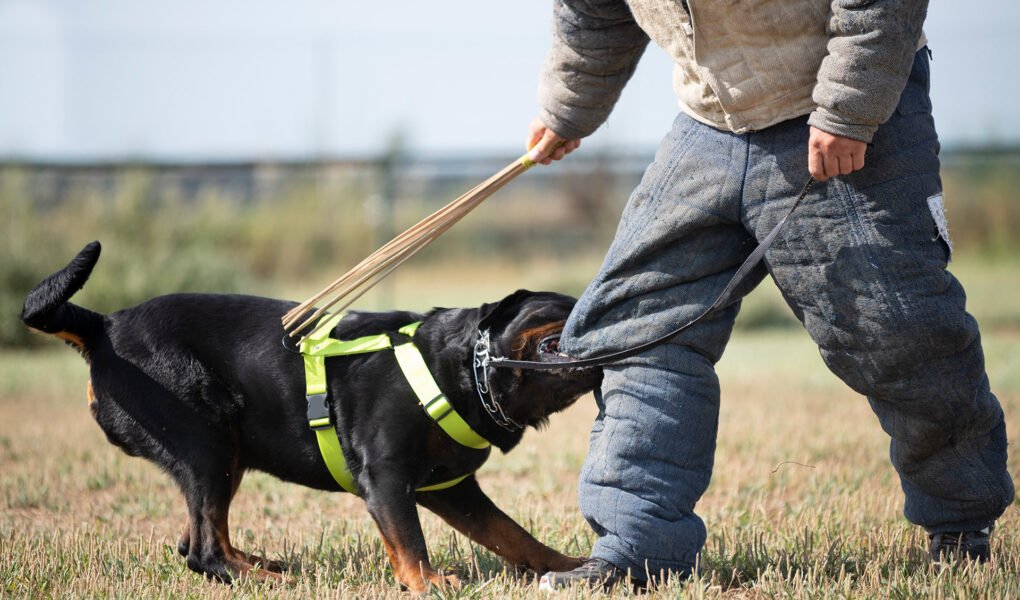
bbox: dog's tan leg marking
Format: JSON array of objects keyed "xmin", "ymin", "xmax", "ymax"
[
  {"xmin": 377, "ymin": 528, "xmax": 428, "ymax": 592},
  {"xmin": 86, "ymin": 379, "xmax": 97, "ymax": 409},
  {"xmin": 427, "ymin": 570, "xmax": 462, "ymax": 589},
  {"xmin": 213, "ymin": 462, "xmax": 285, "ymax": 574},
  {"xmin": 418, "ymin": 479, "xmax": 582, "ymax": 574},
  {"xmin": 374, "ymin": 525, "xmax": 460, "ymax": 592},
  {"xmin": 212, "ymin": 510, "xmax": 283, "ymax": 582},
  {"xmin": 477, "ymin": 514, "xmax": 582, "ymax": 573},
  {"xmin": 183, "ymin": 464, "xmax": 282, "ymax": 582}
]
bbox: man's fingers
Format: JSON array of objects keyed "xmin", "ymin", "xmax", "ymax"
[
  {"xmin": 526, "ymin": 131, "xmax": 542, "ymax": 152},
  {"xmin": 531, "ymin": 132, "xmax": 580, "ymax": 164},
  {"xmin": 526, "ymin": 120, "xmax": 545, "ymax": 151},
  {"xmin": 808, "ymin": 146, "xmax": 826, "ymax": 181},
  {"xmin": 525, "ymin": 119, "xmax": 580, "ymax": 165},
  {"xmin": 807, "ymin": 126, "xmax": 868, "ymax": 182},
  {"xmin": 809, "ymin": 148, "xmax": 866, "ymax": 180},
  {"xmin": 825, "ymin": 154, "xmax": 840, "ymax": 179},
  {"xmin": 529, "ymin": 131, "xmax": 561, "ymax": 163},
  {"xmin": 537, "ymin": 141, "xmax": 556, "ymax": 164},
  {"xmin": 838, "ymin": 154, "xmax": 854, "ymax": 176},
  {"xmin": 852, "ymin": 150, "xmax": 865, "ymax": 172},
  {"xmin": 815, "ymin": 149, "xmax": 866, "ymax": 179}
]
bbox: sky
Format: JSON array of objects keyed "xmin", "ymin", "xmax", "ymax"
[{"xmin": 0, "ymin": 0, "xmax": 1017, "ymax": 161}]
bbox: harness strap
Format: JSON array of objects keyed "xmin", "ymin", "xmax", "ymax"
[
  {"xmin": 393, "ymin": 323, "xmax": 490, "ymax": 450},
  {"xmin": 301, "ymin": 312, "xmax": 359, "ymax": 493},
  {"xmin": 300, "ymin": 314, "xmax": 488, "ymax": 495}
]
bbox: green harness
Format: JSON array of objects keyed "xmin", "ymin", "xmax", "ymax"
[{"xmin": 300, "ymin": 313, "xmax": 490, "ymax": 495}]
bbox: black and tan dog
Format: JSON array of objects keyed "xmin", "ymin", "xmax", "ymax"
[{"xmin": 21, "ymin": 241, "xmax": 601, "ymax": 592}]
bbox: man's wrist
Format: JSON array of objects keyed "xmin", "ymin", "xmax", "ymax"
[
  {"xmin": 807, "ymin": 110, "xmax": 876, "ymax": 145},
  {"xmin": 538, "ymin": 108, "xmax": 596, "ymax": 142}
]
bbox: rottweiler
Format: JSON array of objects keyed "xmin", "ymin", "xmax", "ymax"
[{"xmin": 21, "ymin": 241, "xmax": 602, "ymax": 592}]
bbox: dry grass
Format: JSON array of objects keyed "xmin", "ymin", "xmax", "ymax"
[
  {"xmin": 1, "ymin": 319, "xmax": 1017, "ymax": 598},
  {"xmin": 3, "ymin": 153, "xmax": 1018, "ymax": 596}
]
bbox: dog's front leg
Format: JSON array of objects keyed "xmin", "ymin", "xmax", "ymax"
[
  {"xmin": 417, "ymin": 476, "xmax": 583, "ymax": 574},
  {"xmin": 361, "ymin": 469, "xmax": 460, "ymax": 592}
]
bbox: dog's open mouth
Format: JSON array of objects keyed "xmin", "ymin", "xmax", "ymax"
[{"xmin": 537, "ymin": 334, "xmax": 571, "ymax": 363}]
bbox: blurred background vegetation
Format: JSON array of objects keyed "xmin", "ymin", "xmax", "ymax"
[{"xmin": 3, "ymin": 149, "xmax": 1019, "ymax": 347}]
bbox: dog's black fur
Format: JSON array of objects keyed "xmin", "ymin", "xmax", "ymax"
[{"xmin": 22, "ymin": 241, "xmax": 602, "ymax": 591}]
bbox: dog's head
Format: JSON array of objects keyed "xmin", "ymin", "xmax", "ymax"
[{"xmin": 474, "ymin": 289, "xmax": 602, "ymax": 444}]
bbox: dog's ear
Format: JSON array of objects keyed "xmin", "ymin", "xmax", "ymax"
[{"xmin": 477, "ymin": 289, "xmax": 535, "ymax": 333}]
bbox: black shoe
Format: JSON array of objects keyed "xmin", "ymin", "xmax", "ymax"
[
  {"xmin": 538, "ymin": 557, "xmax": 639, "ymax": 592},
  {"xmin": 929, "ymin": 528, "xmax": 992, "ymax": 563}
]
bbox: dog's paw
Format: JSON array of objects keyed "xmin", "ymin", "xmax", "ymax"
[
  {"xmin": 238, "ymin": 550, "xmax": 288, "ymax": 574},
  {"xmin": 242, "ymin": 563, "xmax": 287, "ymax": 584},
  {"xmin": 427, "ymin": 572, "xmax": 462, "ymax": 590}
]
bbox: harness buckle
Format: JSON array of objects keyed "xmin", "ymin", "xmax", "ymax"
[
  {"xmin": 424, "ymin": 393, "xmax": 455, "ymax": 423},
  {"xmin": 306, "ymin": 392, "xmax": 332, "ymax": 430}
]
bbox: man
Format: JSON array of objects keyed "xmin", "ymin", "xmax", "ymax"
[{"xmin": 525, "ymin": 0, "xmax": 1014, "ymax": 591}]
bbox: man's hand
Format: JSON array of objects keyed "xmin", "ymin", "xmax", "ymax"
[
  {"xmin": 526, "ymin": 119, "xmax": 581, "ymax": 165},
  {"xmin": 808, "ymin": 126, "xmax": 867, "ymax": 181}
]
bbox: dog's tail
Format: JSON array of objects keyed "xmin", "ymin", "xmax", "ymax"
[{"xmin": 21, "ymin": 241, "xmax": 105, "ymax": 356}]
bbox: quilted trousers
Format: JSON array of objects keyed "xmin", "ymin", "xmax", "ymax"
[{"xmin": 561, "ymin": 49, "xmax": 1014, "ymax": 579}]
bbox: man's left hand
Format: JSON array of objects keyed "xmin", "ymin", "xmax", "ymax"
[{"xmin": 808, "ymin": 126, "xmax": 867, "ymax": 181}]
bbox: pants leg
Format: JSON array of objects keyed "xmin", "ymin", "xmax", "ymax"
[
  {"xmin": 747, "ymin": 50, "xmax": 1014, "ymax": 532},
  {"xmin": 563, "ymin": 49, "xmax": 1013, "ymax": 579},
  {"xmin": 561, "ymin": 112, "xmax": 762, "ymax": 578}
]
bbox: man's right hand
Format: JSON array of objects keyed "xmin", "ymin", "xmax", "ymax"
[{"xmin": 526, "ymin": 119, "xmax": 581, "ymax": 165}]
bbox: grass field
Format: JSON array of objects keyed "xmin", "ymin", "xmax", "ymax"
[{"xmin": 1, "ymin": 260, "xmax": 1018, "ymax": 598}]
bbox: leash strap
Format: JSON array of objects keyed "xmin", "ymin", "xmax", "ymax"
[
  {"xmin": 489, "ymin": 178, "xmax": 815, "ymax": 371},
  {"xmin": 301, "ymin": 315, "xmax": 488, "ymax": 495}
]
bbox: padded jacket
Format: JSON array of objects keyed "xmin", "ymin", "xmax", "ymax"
[{"xmin": 537, "ymin": 0, "xmax": 929, "ymax": 143}]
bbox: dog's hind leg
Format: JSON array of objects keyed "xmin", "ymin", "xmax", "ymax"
[
  {"xmin": 417, "ymin": 476, "xmax": 583, "ymax": 574},
  {"xmin": 179, "ymin": 471, "xmax": 243, "ymax": 582},
  {"xmin": 174, "ymin": 468, "xmax": 286, "ymax": 575},
  {"xmin": 174, "ymin": 452, "xmax": 283, "ymax": 583},
  {"xmin": 223, "ymin": 468, "xmax": 287, "ymax": 574},
  {"xmin": 89, "ymin": 357, "xmax": 282, "ymax": 582}
]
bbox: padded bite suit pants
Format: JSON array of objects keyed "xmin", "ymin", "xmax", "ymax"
[{"xmin": 560, "ymin": 50, "xmax": 1014, "ymax": 578}]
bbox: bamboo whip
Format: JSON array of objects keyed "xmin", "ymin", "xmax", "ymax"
[
  {"xmin": 281, "ymin": 174, "xmax": 490, "ymax": 329},
  {"xmin": 283, "ymin": 163, "xmax": 509, "ymax": 329},
  {"xmin": 282, "ymin": 170, "xmax": 492, "ymax": 323},
  {"xmin": 283, "ymin": 152, "xmax": 539, "ymax": 339}
]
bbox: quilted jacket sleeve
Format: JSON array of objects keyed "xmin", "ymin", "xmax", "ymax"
[
  {"xmin": 809, "ymin": 0, "xmax": 930, "ymax": 143},
  {"xmin": 538, "ymin": 0, "xmax": 650, "ymax": 140}
]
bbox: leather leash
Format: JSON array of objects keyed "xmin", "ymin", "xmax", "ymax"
[{"xmin": 485, "ymin": 178, "xmax": 815, "ymax": 371}]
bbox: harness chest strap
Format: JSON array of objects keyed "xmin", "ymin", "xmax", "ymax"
[{"xmin": 300, "ymin": 314, "xmax": 490, "ymax": 495}]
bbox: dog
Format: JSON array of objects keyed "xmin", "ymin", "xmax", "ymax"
[{"xmin": 21, "ymin": 241, "xmax": 602, "ymax": 592}]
